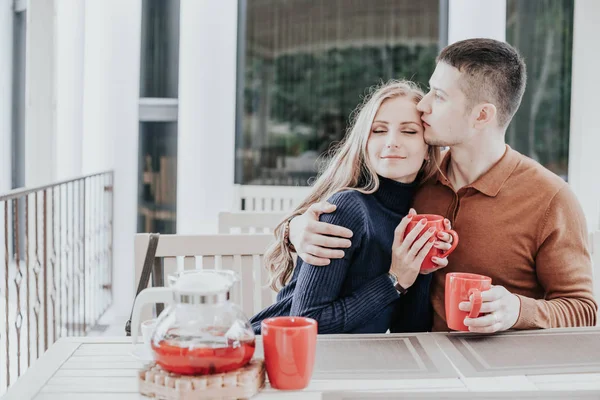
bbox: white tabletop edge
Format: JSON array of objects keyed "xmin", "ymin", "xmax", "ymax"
[{"xmin": 2, "ymin": 339, "xmax": 80, "ymax": 400}]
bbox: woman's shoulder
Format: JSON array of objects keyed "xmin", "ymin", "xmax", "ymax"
[
  {"xmin": 321, "ymin": 190, "xmax": 370, "ymax": 230},
  {"xmin": 326, "ymin": 189, "xmax": 369, "ymax": 209}
]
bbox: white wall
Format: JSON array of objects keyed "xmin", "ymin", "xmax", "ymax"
[
  {"xmin": 24, "ymin": 0, "xmax": 57, "ymax": 186},
  {"xmin": 56, "ymin": 0, "xmax": 85, "ymax": 180},
  {"xmin": 568, "ymin": 0, "xmax": 600, "ymax": 232},
  {"xmin": 176, "ymin": 0, "xmax": 238, "ymax": 234},
  {"xmin": 82, "ymin": 0, "xmax": 142, "ymax": 309},
  {"xmin": 448, "ymin": 0, "xmax": 506, "ymax": 44},
  {"xmin": 0, "ymin": 0, "xmax": 12, "ymax": 193}
]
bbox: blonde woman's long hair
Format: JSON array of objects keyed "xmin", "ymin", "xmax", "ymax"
[{"xmin": 265, "ymin": 80, "xmax": 441, "ymax": 291}]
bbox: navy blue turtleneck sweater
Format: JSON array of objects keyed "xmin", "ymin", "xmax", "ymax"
[{"xmin": 250, "ymin": 176, "xmax": 432, "ymax": 334}]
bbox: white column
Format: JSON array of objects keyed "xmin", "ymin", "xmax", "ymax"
[
  {"xmin": 177, "ymin": 0, "xmax": 238, "ymax": 234},
  {"xmin": 83, "ymin": 0, "xmax": 142, "ymax": 309},
  {"xmin": 55, "ymin": 0, "xmax": 85, "ymax": 180},
  {"xmin": 0, "ymin": 0, "xmax": 12, "ymax": 192},
  {"xmin": 568, "ymin": 0, "xmax": 600, "ymax": 232},
  {"xmin": 448, "ymin": 0, "xmax": 506, "ymax": 44},
  {"xmin": 82, "ymin": 1, "xmax": 114, "ymax": 175},
  {"xmin": 25, "ymin": 0, "xmax": 57, "ymax": 186}
]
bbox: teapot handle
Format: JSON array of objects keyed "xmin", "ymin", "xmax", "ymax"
[{"xmin": 130, "ymin": 287, "xmax": 173, "ymax": 346}]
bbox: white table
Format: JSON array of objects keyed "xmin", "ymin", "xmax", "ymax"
[{"xmin": 3, "ymin": 332, "xmax": 600, "ymax": 400}]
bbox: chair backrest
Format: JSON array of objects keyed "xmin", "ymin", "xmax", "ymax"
[
  {"xmin": 218, "ymin": 211, "xmax": 287, "ymax": 234},
  {"xmin": 134, "ymin": 233, "xmax": 276, "ymax": 323},
  {"xmin": 233, "ymin": 184, "xmax": 310, "ymax": 211}
]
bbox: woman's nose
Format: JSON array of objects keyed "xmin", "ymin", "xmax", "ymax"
[{"xmin": 385, "ymin": 138, "xmax": 400, "ymax": 148}]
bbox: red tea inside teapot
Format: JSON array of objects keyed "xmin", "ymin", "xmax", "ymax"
[{"xmin": 152, "ymin": 328, "xmax": 255, "ymax": 375}]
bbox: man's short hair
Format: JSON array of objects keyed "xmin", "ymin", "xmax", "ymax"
[{"xmin": 437, "ymin": 38, "xmax": 527, "ymax": 127}]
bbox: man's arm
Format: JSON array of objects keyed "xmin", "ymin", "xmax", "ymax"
[
  {"xmin": 288, "ymin": 202, "xmax": 353, "ymax": 265},
  {"xmin": 463, "ymin": 185, "xmax": 597, "ymax": 332},
  {"xmin": 513, "ymin": 185, "xmax": 597, "ymax": 329}
]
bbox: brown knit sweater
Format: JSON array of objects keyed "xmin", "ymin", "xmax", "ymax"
[{"xmin": 414, "ymin": 145, "xmax": 597, "ymax": 331}]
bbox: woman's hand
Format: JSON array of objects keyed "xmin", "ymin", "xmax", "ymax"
[
  {"xmin": 389, "ymin": 209, "xmax": 448, "ymax": 288},
  {"xmin": 420, "ymin": 217, "xmax": 454, "ymax": 275},
  {"xmin": 288, "ymin": 202, "xmax": 353, "ymax": 266}
]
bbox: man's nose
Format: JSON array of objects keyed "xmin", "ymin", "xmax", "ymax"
[{"xmin": 417, "ymin": 96, "xmax": 429, "ymax": 113}]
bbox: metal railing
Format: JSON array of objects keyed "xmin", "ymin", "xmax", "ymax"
[{"xmin": 0, "ymin": 171, "xmax": 113, "ymax": 393}]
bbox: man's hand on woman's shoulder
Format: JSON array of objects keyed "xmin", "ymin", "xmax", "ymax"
[{"xmin": 288, "ymin": 201, "xmax": 353, "ymax": 266}]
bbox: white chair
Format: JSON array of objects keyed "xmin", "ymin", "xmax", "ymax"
[
  {"xmin": 232, "ymin": 184, "xmax": 310, "ymax": 211},
  {"xmin": 218, "ymin": 211, "xmax": 287, "ymax": 234},
  {"xmin": 134, "ymin": 233, "xmax": 276, "ymax": 324}
]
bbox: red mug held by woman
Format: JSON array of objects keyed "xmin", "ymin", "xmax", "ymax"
[
  {"xmin": 445, "ymin": 272, "xmax": 492, "ymax": 331},
  {"xmin": 404, "ymin": 214, "xmax": 459, "ymax": 271},
  {"xmin": 261, "ymin": 316, "xmax": 317, "ymax": 390}
]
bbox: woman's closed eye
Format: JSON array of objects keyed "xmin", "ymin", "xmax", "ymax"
[
  {"xmin": 402, "ymin": 130, "xmax": 417, "ymax": 134},
  {"xmin": 372, "ymin": 129, "xmax": 387, "ymax": 134}
]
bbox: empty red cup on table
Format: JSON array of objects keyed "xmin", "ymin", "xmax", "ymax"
[
  {"xmin": 403, "ymin": 214, "xmax": 459, "ymax": 271},
  {"xmin": 261, "ymin": 316, "xmax": 317, "ymax": 390},
  {"xmin": 445, "ymin": 272, "xmax": 492, "ymax": 331}
]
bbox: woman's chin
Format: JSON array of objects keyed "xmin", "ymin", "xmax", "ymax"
[{"xmin": 377, "ymin": 171, "xmax": 418, "ymax": 184}]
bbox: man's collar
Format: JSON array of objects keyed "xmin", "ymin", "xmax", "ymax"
[{"xmin": 436, "ymin": 144, "xmax": 520, "ymax": 197}]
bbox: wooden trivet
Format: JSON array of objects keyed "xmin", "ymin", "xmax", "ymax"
[{"xmin": 138, "ymin": 359, "xmax": 265, "ymax": 400}]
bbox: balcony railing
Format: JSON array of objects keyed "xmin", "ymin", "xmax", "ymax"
[{"xmin": 0, "ymin": 171, "xmax": 114, "ymax": 393}]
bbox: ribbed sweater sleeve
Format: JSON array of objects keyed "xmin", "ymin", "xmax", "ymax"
[{"xmin": 289, "ymin": 191, "xmax": 401, "ymax": 333}]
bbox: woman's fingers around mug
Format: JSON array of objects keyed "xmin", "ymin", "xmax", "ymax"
[
  {"xmin": 414, "ymin": 237, "xmax": 436, "ymax": 264},
  {"xmin": 436, "ymin": 231, "xmax": 453, "ymax": 243},
  {"xmin": 431, "ymin": 256, "xmax": 448, "ymax": 268},
  {"xmin": 393, "ymin": 213, "xmax": 414, "ymax": 246},
  {"xmin": 433, "ymin": 241, "xmax": 452, "ymax": 251},
  {"xmin": 401, "ymin": 220, "xmax": 428, "ymax": 254},
  {"xmin": 408, "ymin": 227, "xmax": 435, "ymax": 258}
]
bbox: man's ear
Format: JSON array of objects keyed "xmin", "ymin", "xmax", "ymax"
[{"xmin": 472, "ymin": 103, "xmax": 497, "ymax": 129}]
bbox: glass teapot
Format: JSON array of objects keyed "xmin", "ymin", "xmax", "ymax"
[{"xmin": 130, "ymin": 270, "xmax": 255, "ymax": 375}]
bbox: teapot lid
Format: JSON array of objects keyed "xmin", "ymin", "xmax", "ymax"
[{"xmin": 169, "ymin": 270, "xmax": 237, "ymax": 304}]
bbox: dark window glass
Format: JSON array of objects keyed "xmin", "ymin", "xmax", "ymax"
[
  {"xmin": 506, "ymin": 0, "xmax": 574, "ymax": 180},
  {"xmin": 236, "ymin": 0, "xmax": 442, "ymax": 185},
  {"xmin": 12, "ymin": 10, "xmax": 26, "ymax": 189},
  {"xmin": 138, "ymin": 122, "xmax": 178, "ymax": 234},
  {"xmin": 139, "ymin": 0, "xmax": 180, "ymax": 98}
]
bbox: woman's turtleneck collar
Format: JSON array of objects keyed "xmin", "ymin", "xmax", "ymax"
[{"xmin": 374, "ymin": 175, "xmax": 417, "ymax": 214}]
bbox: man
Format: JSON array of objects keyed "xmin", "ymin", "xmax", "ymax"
[{"xmin": 285, "ymin": 38, "xmax": 597, "ymax": 332}]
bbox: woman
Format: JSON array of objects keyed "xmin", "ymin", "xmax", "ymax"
[{"xmin": 250, "ymin": 80, "xmax": 453, "ymax": 334}]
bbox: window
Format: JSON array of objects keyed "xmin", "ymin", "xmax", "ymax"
[
  {"xmin": 506, "ymin": 0, "xmax": 574, "ymax": 180},
  {"xmin": 11, "ymin": 6, "xmax": 26, "ymax": 189},
  {"xmin": 236, "ymin": 0, "xmax": 444, "ymax": 186},
  {"xmin": 137, "ymin": 0, "xmax": 180, "ymax": 234},
  {"xmin": 138, "ymin": 122, "xmax": 178, "ymax": 234}
]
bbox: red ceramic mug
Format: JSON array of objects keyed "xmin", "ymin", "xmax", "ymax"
[
  {"xmin": 404, "ymin": 214, "xmax": 459, "ymax": 271},
  {"xmin": 445, "ymin": 272, "xmax": 492, "ymax": 331},
  {"xmin": 261, "ymin": 316, "xmax": 318, "ymax": 390}
]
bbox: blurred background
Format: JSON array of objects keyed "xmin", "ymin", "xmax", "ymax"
[{"xmin": 0, "ymin": 0, "xmax": 599, "ymax": 393}]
